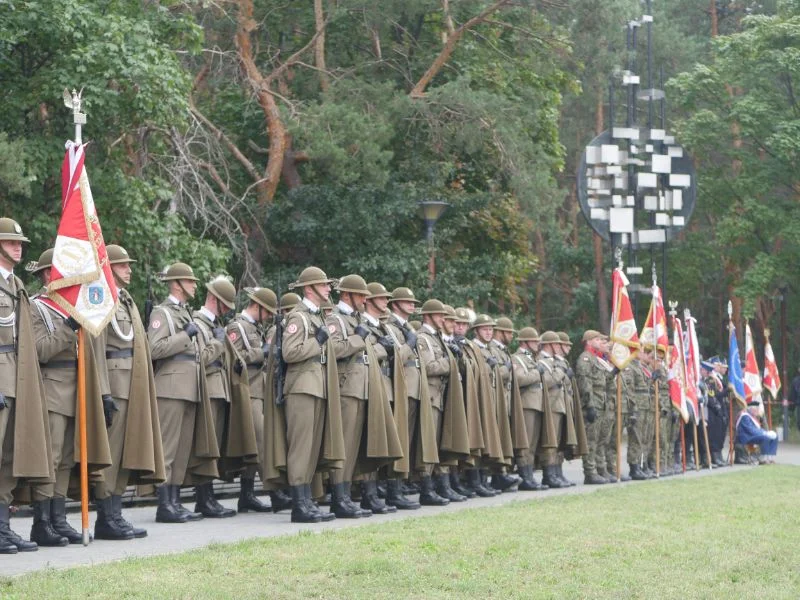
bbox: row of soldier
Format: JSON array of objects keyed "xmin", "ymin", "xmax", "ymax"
[{"xmin": 0, "ymin": 217, "xmax": 730, "ymax": 554}]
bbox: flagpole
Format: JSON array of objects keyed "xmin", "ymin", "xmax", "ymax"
[
  {"xmin": 652, "ymin": 264, "xmax": 660, "ymax": 478},
  {"xmin": 764, "ymin": 328, "xmax": 774, "ymax": 429},
  {"xmin": 614, "ymin": 248, "xmax": 623, "ymax": 483},
  {"xmin": 66, "ymin": 89, "xmax": 90, "ymax": 546}
]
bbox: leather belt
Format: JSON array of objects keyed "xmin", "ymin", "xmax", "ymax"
[
  {"xmin": 527, "ymin": 383, "xmax": 542, "ymax": 390},
  {"xmin": 106, "ymin": 348, "xmax": 133, "ymax": 359},
  {"xmin": 171, "ymin": 353, "xmax": 198, "ymax": 363},
  {"xmin": 41, "ymin": 360, "xmax": 77, "ymax": 369},
  {"xmin": 339, "ymin": 354, "xmax": 369, "ymax": 365},
  {"xmin": 0, "ymin": 344, "xmax": 15, "ymax": 354},
  {"xmin": 247, "ymin": 363, "xmax": 263, "ymax": 371},
  {"xmin": 548, "ymin": 383, "xmax": 563, "ymax": 391},
  {"xmin": 208, "ymin": 360, "xmax": 223, "ymax": 370},
  {"xmin": 404, "ymin": 359, "xmax": 420, "ymax": 368}
]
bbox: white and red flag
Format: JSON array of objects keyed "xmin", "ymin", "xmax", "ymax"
[
  {"xmin": 640, "ymin": 285, "xmax": 668, "ymax": 354},
  {"xmin": 667, "ymin": 319, "xmax": 690, "ymax": 423},
  {"xmin": 743, "ymin": 323, "xmax": 764, "ymax": 416},
  {"xmin": 44, "ymin": 141, "xmax": 117, "ymax": 336},
  {"xmin": 763, "ymin": 336, "xmax": 781, "ymax": 400},
  {"xmin": 684, "ymin": 312, "xmax": 702, "ymax": 422},
  {"xmin": 609, "ymin": 268, "xmax": 640, "ymax": 369}
]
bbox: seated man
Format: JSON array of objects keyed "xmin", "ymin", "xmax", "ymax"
[{"xmin": 735, "ymin": 400, "xmax": 778, "ymax": 464}]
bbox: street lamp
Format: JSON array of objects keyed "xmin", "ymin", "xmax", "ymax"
[{"xmin": 417, "ymin": 200, "xmax": 449, "ymax": 290}]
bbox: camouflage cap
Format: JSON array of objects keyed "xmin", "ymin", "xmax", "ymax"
[
  {"xmin": 106, "ymin": 244, "xmax": 136, "ymax": 265},
  {"xmin": 161, "ymin": 262, "xmax": 199, "ymax": 282},
  {"xmin": 518, "ymin": 327, "xmax": 540, "ymax": 342},
  {"xmin": 389, "ymin": 287, "xmax": 420, "ymax": 305},
  {"xmin": 206, "ymin": 276, "xmax": 237, "ymax": 309},
  {"xmin": 0, "ymin": 218, "xmax": 30, "ymax": 243},
  {"xmin": 246, "ymin": 287, "xmax": 278, "ymax": 313}
]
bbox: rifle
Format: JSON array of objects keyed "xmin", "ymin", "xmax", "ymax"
[{"xmin": 143, "ymin": 263, "xmax": 155, "ymax": 328}]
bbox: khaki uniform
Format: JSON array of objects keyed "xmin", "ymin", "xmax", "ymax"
[
  {"xmin": 148, "ymin": 299, "xmax": 200, "ymax": 486},
  {"xmin": 489, "ymin": 340, "xmax": 512, "ymax": 414},
  {"xmin": 417, "ymin": 324, "xmax": 449, "ymax": 473},
  {"xmin": 326, "ymin": 306, "xmax": 368, "ymax": 484},
  {"xmin": 512, "ymin": 348, "xmax": 544, "ymax": 467},
  {"xmin": 576, "ymin": 350, "xmax": 614, "ymax": 476},
  {"xmin": 0, "ymin": 275, "xmax": 21, "ymax": 502},
  {"xmin": 537, "ymin": 352, "xmax": 567, "ymax": 466},
  {"xmin": 385, "ymin": 316, "xmax": 421, "ymax": 472},
  {"xmin": 193, "ymin": 310, "xmax": 228, "ymax": 483},
  {"xmin": 282, "ymin": 301, "xmax": 328, "ymax": 486},
  {"xmin": 227, "ymin": 314, "xmax": 266, "ymax": 478}
]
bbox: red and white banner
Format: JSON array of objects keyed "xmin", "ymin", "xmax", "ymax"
[
  {"xmin": 667, "ymin": 318, "xmax": 690, "ymax": 423},
  {"xmin": 743, "ymin": 323, "xmax": 764, "ymax": 416},
  {"xmin": 609, "ymin": 268, "xmax": 640, "ymax": 369},
  {"xmin": 763, "ymin": 336, "xmax": 781, "ymax": 400},
  {"xmin": 684, "ymin": 313, "xmax": 701, "ymax": 422},
  {"xmin": 45, "ymin": 141, "xmax": 118, "ymax": 336},
  {"xmin": 640, "ymin": 285, "xmax": 668, "ymax": 354}
]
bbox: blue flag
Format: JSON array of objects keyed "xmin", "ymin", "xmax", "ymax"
[{"xmin": 728, "ymin": 324, "xmax": 745, "ymax": 406}]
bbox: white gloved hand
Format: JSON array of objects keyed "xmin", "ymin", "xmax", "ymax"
[{"xmin": 767, "ymin": 430, "xmax": 777, "ymax": 440}]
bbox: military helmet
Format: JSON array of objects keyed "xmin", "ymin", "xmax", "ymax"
[
  {"xmin": 290, "ymin": 266, "xmax": 335, "ymax": 290},
  {"xmin": 337, "ymin": 274, "xmax": 369, "ymax": 295},
  {"xmin": 367, "ymin": 282, "xmax": 392, "ymax": 299},
  {"xmin": 280, "ymin": 292, "xmax": 301, "ymax": 311},
  {"xmin": 206, "ymin": 276, "xmax": 237, "ymax": 309},
  {"xmin": 494, "ymin": 316, "xmax": 516, "ymax": 333},
  {"xmin": 443, "ymin": 304, "xmax": 457, "ymax": 320},
  {"xmin": 161, "ymin": 262, "xmax": 199, "ymax": 282},
  {"xmin": 409, "ymin": 320, "xmax": 422, "ymax": 331},
  {"xmin": 454, "ymin": 307, "xmax": 472, "ymax": 324},
  {"xmin": 246, "ymin": 287, "xmax": 278, "ymax": 313},
  {"xmin": 539, "ymin": 330, "xmax": 560, "ymax": 345},
  {"xmin": 518, "ymin": 327, "xmax": 540, "ymax": 342},
  {"xmin": 557, "ymin": 331, "xmax": 572, "ymax": 346},
  {"xmin": 420, "ymin": 299, "xmax": 447, "ymax": 315},
  {"xmin": 470, "ymin": 314, "xmax": 495, "ymax": 330},
  {"xmin": 322, "ymin": 298, "xmax": 334, "ymax": 310},
  {"xmin": 0, "ymin": 218, "xmax": 30, "ymax": 243},
  {"xmin": 26, "ymin": 248, "xmax": 54, "ymax": 274},
  {"xmin": 389, "ymin": 287, "xmax": 420, "ymax": 305},
  {"xmin": 106, "ymin": 244, "xmax": 136, "ymax": 265},
  {"xmin": 582, "ymin": 329, "xmax": 607, "ymax": 343}
]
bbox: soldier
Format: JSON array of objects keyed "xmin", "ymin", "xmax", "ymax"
[
  {"xmin": 489, "ymin": 317, "xmax": 522, "ymax": 492},
  {"xmin": 368, "ymin": 283, "xmax": 420, "ymax": 510},
  {"xmin": 92, "ymin": 245, "xmax": 165, "ymax": 540},
  {"xmin": 385, "ymin": 287, "xmax": 438, "ymax": 506},
  {"xmin": 620, "ymin": 356, "xmax": 652, "ymax": 480},
  {"xmin": 536, "ymin": 332, "xmax": 571, "ymax": 489},
  {"xmin": 148, "ymin": 262, "xmax": 204, "ymax": 523},
  {"xmin": 0, "ymin": 221, "xmax": 48, "ymax": 554},
  {"xmin": 511, "ymin": 327, "xmax": 549, "ymax": 491},
  {"xmin": 703, "ymin": 358, "xmax": 729, "ymax": 467},
  {"xmin": 29, "ymin": 249, "xmax": 112, "ymax": 546},
  {"xmin": 227, "ymin": 287, "xmax": 277, "ymax": 512},
  {"xmin": 416, "ymin": 300, "xmax": 457, "ymax": 505},
  {"xmin": 576, "ymin": 330, "xmax": 613, "ymax": 484},
  {"xmin": 553, "ymin": 331, "xmax": 585, "ymax": 485},
  {"xmin": 644, "ymin": 348, "xmax": 672, "ymax": 475},
  {"xmin": 282, "ymin": 267, "xmax": 341, "ymax": 523},
  {"xmin": 280, "ymin": 292, "xmax": 300, "ymax": 315}
]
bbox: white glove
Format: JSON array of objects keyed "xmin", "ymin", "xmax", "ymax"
[{"xmin": 767, "ymin": 430, "xmax": 777, "ymax": 440}]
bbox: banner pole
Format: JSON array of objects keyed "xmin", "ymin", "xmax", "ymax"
[
  {"xmin": 77, "ymin": 328, "xmax": 90, "ymax": 546},
  {"xmin": 654, "ymin": 380, "xmax": 660, "ymax": 477},
  {"xmin": 728, "ymin": 391, "xmax": 735, "ymax": 466},
  {"xmin": 680, "ymin": 422, "xmax": 686, "ymax": 474},
  {"xmin": 616, "ymin": 374, "xmax": 622, "ymax": 482},
  {"xmin": 700, "ymin": 409, "xmax": 713, "ymax": 469},
  {"xmin": 692, "ymin": 417, "xmax": 701, "ymax": 471}
]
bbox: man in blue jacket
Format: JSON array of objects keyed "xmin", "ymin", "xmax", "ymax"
[{"xmin": 735, "ymin": 400, "xmax": 778, "ymax": 464}]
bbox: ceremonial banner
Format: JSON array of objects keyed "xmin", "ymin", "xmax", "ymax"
[
  {"xmin": 684, "ymin": 314, "xmax": 701, "ymax": 421},
  {"xmin": 743, "ymin": 323, "xmax": 764, "ymax": 416},
  {"xmin": 763, "ymin": 337, "xmax": 781, "ymax": 400},
  {"xmin": 640, "ymin": 285, "xmax": 668, "ymax": 353},
  {"xmin": 609, "ymin": 268, "xmax": 640, "ymax": 369},
  {"xmin": 728, "ymin": 323, "xmax": 746, "ymax": 408},
  {"xmin": 46, "ymin": 141, "xmax": 118, "ymax": 336},
  {"xmin": 667, "ymin": 320, "xmax": 690, "ymax": 423}
]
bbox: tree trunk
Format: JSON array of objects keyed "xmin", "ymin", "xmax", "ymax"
[
  {"xmin": 314, "ymin": 0, "xmax": 330, "ymax": 92},
  {"xmin": 593, "ymin": 87, "xmax": 610, "ymax": 330}
]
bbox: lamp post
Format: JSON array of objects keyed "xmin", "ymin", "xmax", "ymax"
[{"xmin": 417, "ymin": 200, "xmax": 449, "ymax": 290}]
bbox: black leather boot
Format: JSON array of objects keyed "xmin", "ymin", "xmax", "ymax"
[
  {"xmin": 385, "ymin": 479, "xmax": 420, "ymax": 510},
  {"xmin": 556, "ymin": 464, "xmax": 576, "ymax": 486},
  {"xmin": 50, "ymin": 497, "xmax": 83, "ymax": 544},
  {"xmin": 307, "ymin": 484, "xmax": 336, "ymax": 521},
  {"xmin": 479, "ymin": 469, "xmax": 500, "ymax": 495},
  {"xmin": 542, "ymin": 465, "xmax": 567, "ymax": 489},
  {"xmin": 172, "ymin": 485, "xmax": 203, "ymax": 521},
  {"xmin": 435, "ymin": 473, "xmax": 467, "ymax": 502},
  {"xmin": 361, "ymin": 480, "xmax": 394, "ymax": 514},
  {"xmin": 713, "ymin": 451, "xmax": 727, "ymax": 467},
  {"xmin": 30, "ymin": 500, "xmax": 68, "ymax": 547},
  {"xmin": 330, "ymin": 482, "xmax": 365, "ymax": 518},
  {"xmin": 450, "ymin": 471, "xmax": 476, "ymax": 498},
  {"xmin": 290, "ymin": 485, "xmax": 321, "ymax": 523},
  {"xmin": 238, "ymin": 478, "xmax": 271, "ymax": 513},
  {"xmin": 607, "ymin": 469, "xmax": 631, "ymax": 482},
  {"xmin": 419, "ymin": 475, "xmax": 449, "ymax": 506},
  {"xmin": 629, "ymin": 463, "xmax": 648, "ymax": 481},
  {"xmin": 402, "ymin": 480, "xmax": 420, "ymax": 495},
  {"xmin": 195, "ymin": 483, "xmax": 236, "ymax": 518},
  {"xmin": 94, "ymin": 496, "xmax": 134, "ymax": 541},
  {"xmin": 269, "ymin": 489, "xmax": 293, "ymax": 513},
  {"xmin": 466, "ymin": 469, "xmax": 497, "ymax": 497},
  {"xmin": 156, "ymin": 485, "xmax": 188, "ymax": 523},
  {"xmin": 111, "ymin": 495, "xmax": 147, "ymax": 537},
  {"xmin": 491, "ymin": 472, "xmax": 520, "ymax": 493},
  {"xmin": 584, "ymin": 472, "xmax": 607, "ymax": 485},
  {"xmin": 0, "ymin": 503, "xmax": 36, "ymax": 552}
]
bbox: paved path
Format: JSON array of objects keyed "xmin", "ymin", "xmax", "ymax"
[{"xmin": 3, "ymin": 444, "xmax": 799, "ymax": 577}]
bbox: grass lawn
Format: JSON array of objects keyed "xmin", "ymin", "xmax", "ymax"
[{"xmin": 3, "ymin": 467, "xmax": 799, "ymax": 599}]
